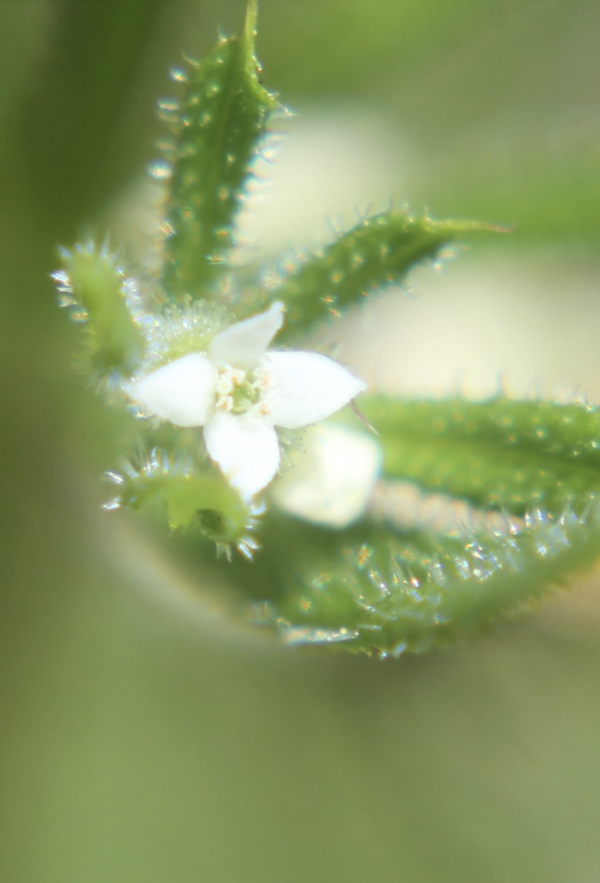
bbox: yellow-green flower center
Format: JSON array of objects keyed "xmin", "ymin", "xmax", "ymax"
[{"xmin": 214, "ymin": 365, "xmax": 263, "ymax": 415}]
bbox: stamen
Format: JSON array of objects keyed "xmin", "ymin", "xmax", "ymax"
[
  {"xmin": 257, "ymin": 369, "xmax": 271, "ymax": 390},
  {"xmin": 214, "ymin": 367, "xmax": 262, "ymax": 415},
  {"xmin": 215, "ymin": 375, "xmax": 233, "ymax": 395}
]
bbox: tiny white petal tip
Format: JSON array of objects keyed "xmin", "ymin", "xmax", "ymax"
[{"xmin": 209, "ymin": 301, "xmax": 285, "ymax": 369}]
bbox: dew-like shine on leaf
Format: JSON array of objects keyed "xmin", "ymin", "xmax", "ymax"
[{"xmin": 234, "ymin": 505, "xmax": 600, "ymax": 655}]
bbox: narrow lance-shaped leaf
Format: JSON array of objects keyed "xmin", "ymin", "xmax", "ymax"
[
  {"xmin": 352, "ymin": 395, "xmax": 600, "ymax": 516},
  {"xmin": 267, "ymin": 212, "xmax": 496, "ymax": 343},
  {"xmin": 159, "ymin": 0, "xmax": 279, "ymax": 299},
  {"xmin": 226, "ymin": 505, "xmax": 600, "ymax": 655},
  {"xmin": 53, "ymin": 242, "xmax": 145, "ymax": 378}
]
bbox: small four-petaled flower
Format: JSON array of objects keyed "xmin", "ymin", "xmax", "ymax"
[{"xmin": 126, "ymin": 302, "xmax": 366, "ymax": 499}]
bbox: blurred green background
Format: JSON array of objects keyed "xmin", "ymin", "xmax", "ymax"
[{"xmin": 3, "ymin": 2, "xmax": 600, "ymax": 881}]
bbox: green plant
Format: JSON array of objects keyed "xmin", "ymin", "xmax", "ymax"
[{"xmin": 54, "ymin": 0, "xmax": 600, "ymax": 655}]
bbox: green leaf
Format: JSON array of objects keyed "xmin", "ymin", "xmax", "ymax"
[
  {"xmin": 214, "ymin": 393, "xmax": 600, "ymax": 654},
  {"xmin": 267, "ymin": 212, "xmax": 495, "ymax": 343},
  {"xmin": 355, "ymin": 396, "xmax": 600, "ymax": 516},
  {"xmin": 228, "ymin": 505, "xmax": 600, "ymax": 655},
  {"xmin": 107, "ymin": 449, "xmax": 260, "ymax": 557},
  {"xmin": 160, "ymin": 0, "xmax": 279, "ymax": 299},
  {"xmin": 54, "ymin": 243, "xmax": 145, "ymax": 378}
]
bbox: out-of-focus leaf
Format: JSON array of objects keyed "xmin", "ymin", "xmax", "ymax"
[
  {"xmin": 426, "ymin": 146, "xmax": 600, "ymax": 244},
  {"xmin": 14, "ymin": 0, "xmax": 168, "ymax": 229},
  {"xmin": 53, "ymin": 242, "xmax": 145, "ymax": 379}
]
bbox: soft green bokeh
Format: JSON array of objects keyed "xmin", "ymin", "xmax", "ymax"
[{"xmin": 2, "ymin": 2, "xmax": 600, "ymax": 882}]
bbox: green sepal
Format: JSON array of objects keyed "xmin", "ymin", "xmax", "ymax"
[
  {"xmin": 54, "ymin": 243, "xmax": 145, "ymax": 378},
  {"xmin": 107, "ymin": 450, "xmax": 257, "ymax": 554},
  {"xmin": 266, "ymin": 212, "xmax": 496, "ymax": 343},
  {"xmin": 160, "ymin": 0, "xmax": 280, "ymax": 299},
  {"xmin": 353, "ymin": 396, "xmax": 600, "ymax": 516},
  {"xmin": 230, "ymin": 504, "xmax": 600, "ymax": 655}
]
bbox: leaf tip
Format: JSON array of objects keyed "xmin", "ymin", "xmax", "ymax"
[
  {"xmin": 241, "ymin": 0, "xmax": 279, "ymax": 110},
  {"xmin": 244, "ymin": 0, "xmax": 259, "ymax": 47}
]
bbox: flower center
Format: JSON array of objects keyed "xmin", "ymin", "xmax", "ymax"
[{"xmin": 214, "ymin": 365, "xmax": 270, "ymax": 417}]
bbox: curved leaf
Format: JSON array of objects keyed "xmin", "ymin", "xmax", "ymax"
[
  {"xmin": 53, "ymin": 242, "xmax": 145, "ymax": 379},
  {"xmin": 267, "ymin": 213, "xmax": 496, "ymax": 342},
  {"xmin": 105, "ymin": 448, "xmax": 260, "ymax": 558},
  {"xmin": 230, "ymin": 505, "xmax": 600, "ymax": 655}
]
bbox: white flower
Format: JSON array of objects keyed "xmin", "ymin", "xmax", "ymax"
[
  {"xmin": 126, "ymin": 302, "xmax": 366, "ymax": 499},
  {"xmin": 269, "ymin": 423, "xmax": 382, "ymax": 528}
]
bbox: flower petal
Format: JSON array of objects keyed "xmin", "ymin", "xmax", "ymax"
[
  {"xmin": 204, "ymin": 412, "xmax": 280, "ymax": 499},
  {"xmin": 261, "ymin": 351, "xmax": 366, "ymax": 429},
  {"xmin": 126, "ymin": 354, "xmax": 217, "ymax": 427},
  {"xmin": 270, "ymin": 424, "xmax": 382, "ymax": 527},
  {"xmin": 208, "ymin": 301, "xmax": 284, "ymax": 369}
]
